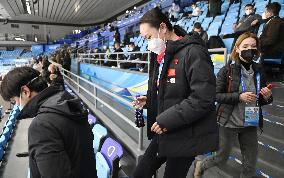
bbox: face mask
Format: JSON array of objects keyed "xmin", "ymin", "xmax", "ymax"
[
  {"xmin": 245, "ymin": 10, "xmax": 253, "ymax": 16},
  {"xmin": 19, "ymin": 92, "xmax": 23, "ymax": 111},
  {"xmin": 239, "ymin": 49, "xmax": 257, "ymax": 63},
  {"xmin": 262, "ymin": 12, "xmax": 267, "ymax": 20},
  {"xmin": 147, "ymin": 28, "xmax": 166, "ymax": 55},
  {"xmin": 128, "ymin": 47, "xmax": 134, "ymax": 52}
]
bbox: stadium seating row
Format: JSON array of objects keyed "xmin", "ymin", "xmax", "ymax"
[
  {"xmin": 0, "ymin": 105, "xmax": 20, "ymax": 162},
  {"xmin": 65, "ymin": 84, "xmax": 124, "ymax": 178}
]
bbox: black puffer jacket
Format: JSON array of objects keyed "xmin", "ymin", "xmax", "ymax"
[
  {"xmin": 216, "ymin": 59, "xmax": 273, "ymax": 128},
  {"xmin": 146, "ymin": 34, "xmax": 218, "ymax": 157},
  {"xmin": 18, "ymin": 86, "xmax": 97, "ymax": 178}
]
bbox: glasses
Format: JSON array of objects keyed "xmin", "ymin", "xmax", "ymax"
[{"xmin": 25, "ymin": 75, "xmax": 41, "ymax": 87}]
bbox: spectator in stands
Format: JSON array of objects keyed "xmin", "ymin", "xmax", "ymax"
[
  {"xmin": 133, "ymin": 7, "xmax": 218, "ymax": 178},
  {"xmin": 124, "ymin": 30, "xmax": 131, "ymax": 45},
  {"xmin": 222, "ymin": 4, "xmax": 262, "ymax": 49},
  {"xmin": 192, "ymin": 22, "xmax": 208, "ymax": 45},
  {"xmin": 33, "ymin": 57, "xmax": 43, "ymax": 73},
  {"xmin": 120, "ymin": 42, "xmax": 141, "ymax": 69},
  {"xmin": 105, "ymin": 42, "xmax": 123, "ymax": 67},
  {"xmin": 168, "ymin": 2, "xmax": 180, "ymax": 22},
  {"xmin": 47, "ymin": 64, "xmax": 65, "ymax": 89},
  {"xmin": 0, "ymin": 67, "xmax": 97, "ymax": 178},
  {"xmin": 188, "ymin": 2, "xmax": 201, "ymax": 17},
  {"xmin": 114, "ymin": 28, "xmax": 121, "ymax": 43},
  {"xmin": 259, "ymin": 2, "xmax": 284, "ymax": 59},
  {"xmin": 62, "ymin": 49, "xmax": 71, "ymax": 72},
  {"xmin": 193, "ymin": 32, "xmax": 273, "ymax": 178},
  {"xmin": 41, "ymin": 57, "xmax": 51, "ymax": 83},
  {"xmin": 209, "ymin": 0, "xmax": 221, "ymax": 17},
  {"xmin": 233, "ymin": 4, "xmax": 262, "ymax": 34}
]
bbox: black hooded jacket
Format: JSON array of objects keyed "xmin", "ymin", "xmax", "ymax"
[
  {"xmin": 146, "ymin": 34, "xmax": 218, "ymax": 157},
  {"xmin": 19, "ymin": 86, "xmax": 97, "ymax": 178}
]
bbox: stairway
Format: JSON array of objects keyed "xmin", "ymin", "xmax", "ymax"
[{"xmin": 212, "ymin": 82, "xmax": 284, "ymax": 178}]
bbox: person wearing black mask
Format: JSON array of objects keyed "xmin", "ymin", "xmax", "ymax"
[{"xmin": 193, "ymin": 32, "xmax": 273, "ymax": 178}]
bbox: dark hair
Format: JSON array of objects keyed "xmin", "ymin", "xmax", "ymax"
[
  {"xmin": 266, "ymin": 2, "xmax": 281, "ymax": 16},
  {"xmin": 245, "ymin": 3, "xmax": 254, "ymax": 8},
  {"xmin": 128, "ymin": 42, "xmax": 135, "ymax": 46},
  {"xmin": 0, "ymin": 67, "xmax": 48, "ymax": 101},
  {"xmin": 194, "ymin": 22, "xmax": 202, "ymax": 29},
  {"xmin": 140, "ymin": 7, "xmax": 173, "ymax": 31},
  {"xmin": 192, "ymin": 2, "xmax": 197, "ymax": 6},
  {"xmin": 173, "ymin": 25, "xmax": 187, "ymax": 37}
]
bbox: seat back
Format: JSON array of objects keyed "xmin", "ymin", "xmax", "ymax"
[
  {"xmin": 92, "ymin": 124, "xmax": 108, "ymax": 153},
  {"xmin": 100, "ymin": 137, "xmax": 123, "ymax": 171},
  {"xmin": 0, "ymin": 135, "xmax": 7, "ymax": 148},
  {"xmin": 88, "ymin": 114, "xmax": 97, "ymax": 125},
  {"xmin": 5, "ymin": 120, "xmax": 13, "ymax": 130},
  {"xmin": 2, "ymin": 127, "xmax": 11, "ymax": 139},
  {"xmin": 222, "ymin": 38, "xmax": 234, "ymax": 53},
  {"xmin": 96, "ymin": 152, "xmax": 111, "ymax": 178}
]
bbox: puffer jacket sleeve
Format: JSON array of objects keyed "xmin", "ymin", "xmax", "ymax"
[
  {"xmin": 156, "ymin": 46, "xmax": 216, "ymax": 131},
  {"xmin": 216, "ymin": 66, "xmax": 240, "ymax": 104}
]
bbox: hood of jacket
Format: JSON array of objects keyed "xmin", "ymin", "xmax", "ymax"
[
  {"xmin": 18, "ymin": 86, "xmax": 88, "ymax": 123},
  {"xmin": 165, "ymin": 33, "xmax": 205, "ymax": 56}
]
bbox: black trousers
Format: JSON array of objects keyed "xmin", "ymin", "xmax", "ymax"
[{"xmin": 133, "ymin": 136, "xmax": 194, "ymax": 178}]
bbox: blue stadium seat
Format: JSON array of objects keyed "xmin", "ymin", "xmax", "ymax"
[
  {"xmin": 2, "ymin": 127, "xmax": 11, "ymax": 140},
  {"xmin": 88, "ymin": 114, "xmax": 97, "ymax": 125},
  {"xmin": 93, "ymin": 124, "xmax": 108, "ymax": 153},
  {"xmin": 5, "ymin": 121, "xmax": 13, "ymax": 131},
  {"xmin": 96, "ymin": 138, "xmax": 123, "ymax": 178},
  {"xmin": 96, "ymin": 152, "xmax": 111, "ymax": 178},
  {"xmin": 0, "ymin": 135, "xmax": 7, "ymax": 148},
  {"xmin": 223, "ymin": 38, "xmax": 234, "ymax": 53}
]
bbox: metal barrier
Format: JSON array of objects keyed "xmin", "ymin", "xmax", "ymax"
[
  {"xmin": 77, "ymin": 47, "xmax": 228, "ymax": 72},
  {"xmin": 50, "ymin": 61, "xmax": 145, "ymax": 160},
  {"xmin": 78, "ymin": 51, "xmax": 151, "ymax": 72}
]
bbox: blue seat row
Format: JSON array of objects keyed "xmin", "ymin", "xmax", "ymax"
[
  {"xmin": 0, "ymin": 104, "xmax": 21, "ymax": 161},
  {"xmin": 91, "ymin": 119, "xmax": 124, "ymax": 178}
]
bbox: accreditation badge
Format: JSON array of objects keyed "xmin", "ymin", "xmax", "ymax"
[{"xmin": 244, "ymin": 107, "xmax": 260, "ymax": 127}]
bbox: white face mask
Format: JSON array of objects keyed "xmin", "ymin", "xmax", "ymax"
[
  {"xmin": 19, "ymin": 92, "xmax": 23, "ymax": 111},
  {"xmin": 147, "ymin": 28, "xmax": 166, "ymax": 55},
  {"xmin": 262, "ymin": 12, "xmax": 267, "ymax": 20},
  {"xmin": 245, "ymin": 10, "xmax": 253, "ymax": 15},
  {"xmin": 128, "ymin": 47, "xmax": 134, "ymax": 52}
]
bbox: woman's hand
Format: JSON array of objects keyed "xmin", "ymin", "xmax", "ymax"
[
  {"xmin": 132, "ymin": 96, "xmax": 147, "ymax": 109},
  {"xmin": 260, "ymin": 87, "xmax": 272, "ymax": 101},
  {"xmin": 151, "ymin": 122, "xmax": 167, "ymax": 134},
  {"xmin": 240, "ymin": 92, "xmax": 257, "ymax": 103}
]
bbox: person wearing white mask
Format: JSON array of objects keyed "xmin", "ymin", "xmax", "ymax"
[
  {"xmin": 188, "ymin": 2, "xmax": 201, "ymax": 17},
  {"xmin": 133, "ymin": 7, "xmax": 218, "ymax": 178},
  {"xmin": 0, "ymin": 67, "xmax": 97, "ymax": 178},
  {"xmin": 233, "ymin": 4, "xmax": 261, "ymax": 33}
]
